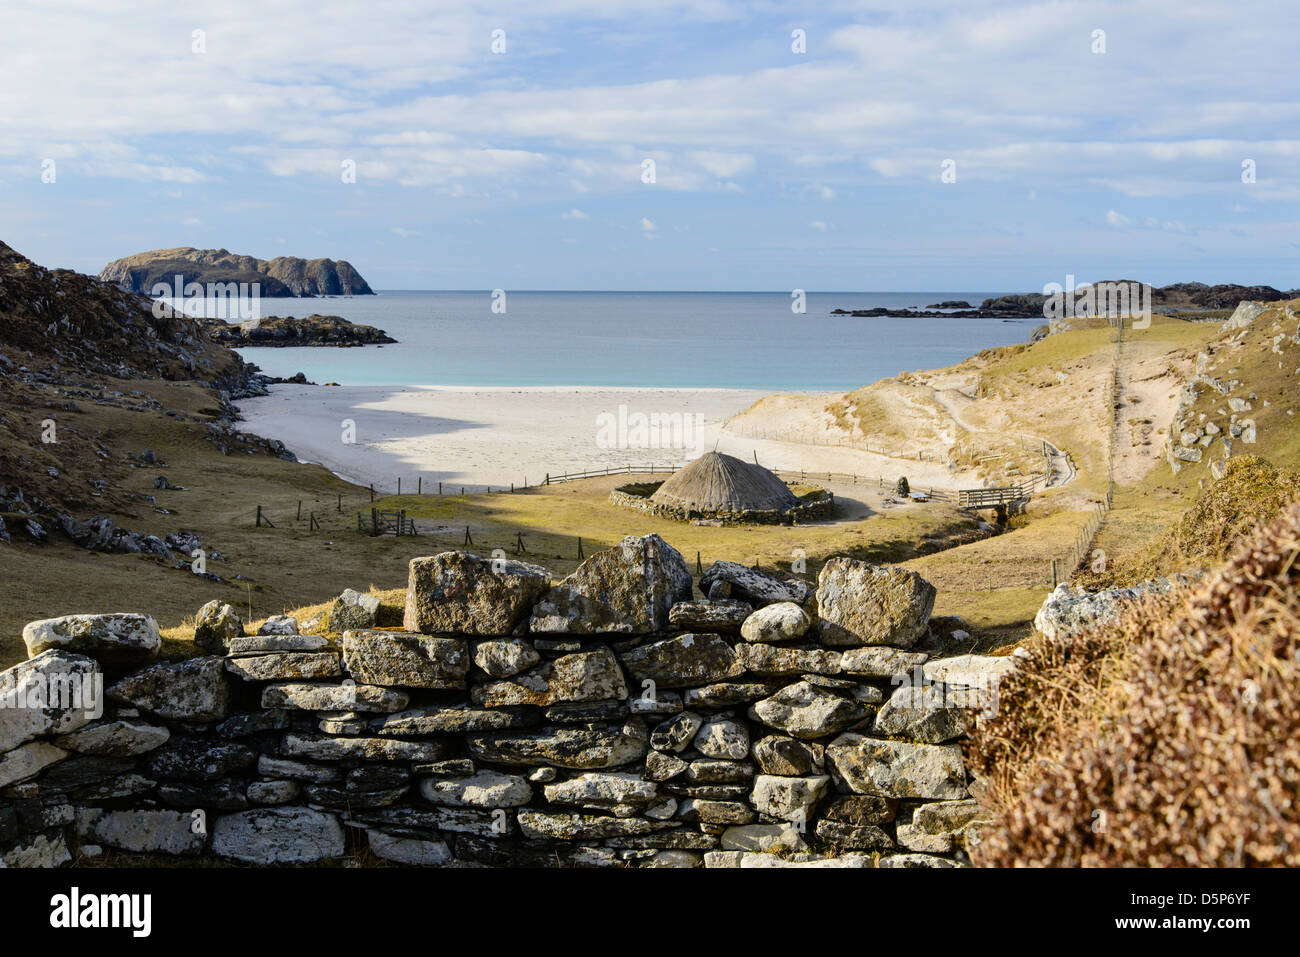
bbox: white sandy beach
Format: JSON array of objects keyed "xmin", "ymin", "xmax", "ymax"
[{"xmin": 236, "ymin": 384, "xmax": 965, "ymax": 493}]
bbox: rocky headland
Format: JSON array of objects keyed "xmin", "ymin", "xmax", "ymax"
[
  {"xmin": 100, "ymin": 248, "xmax": 374, "ymax": 298},
  {"xmin": 202, "ymin": 314, "xmax": 396, "ymax": 348}
]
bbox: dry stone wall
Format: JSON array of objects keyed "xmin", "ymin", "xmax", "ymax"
[{"xmin": 0, "ymin": 533, "xmax": 1014, "ymax": 869}]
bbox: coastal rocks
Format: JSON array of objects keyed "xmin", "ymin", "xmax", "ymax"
[
  {"xmin": 404, "ymin": 552, "xmax": 551, "ymax": 636},
  {"xmin": 750, "ymin": 681, "xmax": 871, "ymax": 739},
  {"xmin": 817, "ymin": 558, "xmax": 936, "ymax": 648},
  {"xmin": 472, "ymin": 639, "xmax": 541, "ymax": 678},
  {"xmin": 21, "ymin": 613, "xmax": 160, "ymax": 667},
  {"xmin": 212, "ymin": 807, "xmax": 345, "ymax": 864},
  {"xmin": 330, "ymin": 588, "xmax": 381, "ymax": 632},
  {"xmin": 668, "ymin": 600, "xmax": 752, "ymax": 633},
  {"xmin": 699, "ymin": 562, "xmax": 810, "ymax": 608},
  {"xmin": 530, "ymin": 534, "xmax": 692, "ymax": 634},
  {"xmin": 621, "ymin": 634, "xmax": 743, "ymax": 688},
  {"xmin": 107, "ymin": 656, "xmax": 230, "ymax": 721},
  {"xmin": 740, "ymin": 602, "xmax": 811, "ymax": 642},
  {"xmin": 193, "ymin": 601, "xmax": 244, "ymax": 654},
  {"xmin": 341, "ymin": 630, "xmax": 469, "ymax": 689},
  {"xmin": 0, "ymin": 651, "xmax": 100, "ymax": 752},
  {"xmin": 825, "ymin": 734, "xmax": 968, "ymax": 800}
]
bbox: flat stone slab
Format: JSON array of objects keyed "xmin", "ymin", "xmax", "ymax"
[
  {"xmin": 212, "ymin": 807, "xmax": 345, "ymax": 864},
  {"xmin": 225, "ymin": 652, "xmax": 342, "ymax": 682},
  {"xmin": 108, "ymin": 656, "xmax": 230, "ymax": 722},
  {"xmin": 404, "ymin": 551, "xmax": 551, "ymax": 635},
  {"xmin": 825, "ymin": 733, "xmax": 969, "ymax": 800},
  {"xmin": 281, "ymin": 731, "xmax": 446, "ymax": 763},
  {"xmin": 227, "ymin": 635, "xmax": 328, "ymax": 655},
  {"xmin": 342, "ymin": 630, "xmax": 469, "ymax": 690},
  {"xmin": 22, "ymin": 613, "xmax": 160, "ymax": 666},
  {"xmin": 260, "ymin": 682, "xmax": 409, "ymax": 713}
]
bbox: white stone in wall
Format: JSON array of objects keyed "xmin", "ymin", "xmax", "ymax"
[{"xmin": 212, "ymin": 807, "xmax": 345, "ymax": 864}]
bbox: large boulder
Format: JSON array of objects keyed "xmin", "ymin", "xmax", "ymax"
[
  {"xmin": 530, "ymin": 534, "xmax": 692, "ymax": 634},
  {"xmin": 107, "ymin": 656, "xmax": 230, "ymax": 721},
  {"xmin": 342, "ymin": 630, "xmax": 469, "ymax": 690},
  {"xmin": 471, "ymin": 646, "xmax": 627, "ymax": 708},
  {"xmin": 404, "ymin": 551, "xmax": 552, "ymax": 635},
  {"xmin": 193, "ymin": 601, "xmax": 244, "ymax": 654},
  {"xmin": 0, "ymin": 650, "xmax": 100, "ymax": 752},
  {"xmin": 699, "ymin": 561, "xmax": 809, "ymax": 607},
  {"xmin": 22, "ymin": 613, "xmax": 160, "ymax": 667},
  {"xmin": 825, "ymin": 733, "xmax": 968, "ymax": 800},
  {"xmin": 816, "ymin": 558, "xmax": 935, "ymax": 648},
  {"xmin": 212, "ymin": 807, "xmax": 345, "ymax": 864}
]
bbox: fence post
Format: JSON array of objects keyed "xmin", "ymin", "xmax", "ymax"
[
  {"xmin": 337, "ymin": 493, "xmax": 342, "ymax": 513},
  {"xmin": 297, "ymin": 500, "xmax": 302, "ymax": 521},
  {"xmin": 418, "ymin": 477, "xmax": 422, "ymax": 495},
  {"xmin": 369, "ymin": 484, "xmax": 374, "ymax": 503},
  {"xmin": 397, "ymin": 477, "xmax": 401, "ymax": 496}
]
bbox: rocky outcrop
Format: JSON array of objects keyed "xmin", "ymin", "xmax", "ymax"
[
  {"xmin": 100, "ymin": 247, "xmax": 374, "ymax": 297},
  {"xmin": 201, "ymin": 314, "xmax": 394, "ymax": 347},
  {"xmin": 0, "ymin": 539, "xmax": 1012, "ymax": 869},
  {"xmin": 1033, "ymin": 575, "xmax": 1200, "ymax": 642}
]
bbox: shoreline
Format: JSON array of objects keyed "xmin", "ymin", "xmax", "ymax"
[{"xmin": 235, "ymin": 382, "xmax": 963, "ymax": 493}]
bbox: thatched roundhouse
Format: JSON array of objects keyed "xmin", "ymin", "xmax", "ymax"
[{"xmin": 611, "ymin": 452, "xmax": 832, "ymax": 525}]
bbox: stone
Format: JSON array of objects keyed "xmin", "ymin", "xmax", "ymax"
[
  {"xmin": 370, "ymin": 705, "xmax": 536, "ymax": 735},
  {"xmin": 645, "ymin": 798, "xmax": 678, "ymax": 821},
  {"xmin": 0, "ymin": 741, "xmax": 67, "ymax": 788},
  {"xmin": 420, "ymin": 770, "xmax": 532, "ymax": 808},
  {"xmin": 108, "ymin": 656, "xmax": 230, "ymax": 721},
  {"xmin": 735, "ymin": 643, "xmax": 841, "ymax": 676},
  {"xmin": 0, "ymin": 832, "xmax": 71, "ymax": 868},
  {"xmin": 645, "ymin": 751, "xmax": 688, "ymax": 781},
  {"xmin": 815, "ymin": 820, "xmax": 894, "ymax": 849},
  {"xmin": 638, "ymin": 849, "xmax": 700, "ymax": 868},
  {"xmin": 693, "ymin": 718, "xmax": 749, "ymax": 760},
  {"xmin": 227, "ymin": 635, "xmax": 328, "ymax": 654},
  {"xmin": 921, "ymin": 655, "xmax": 1018, "ymax": 690},
  {"xmin": 21, "ymin": 613, "xmax": 160, "ymax": 666},
  {"xmin": 668, "ymin": 600, "xmax": 753, "ymax": 632},
  {"xmin": 330, "ymin": 588, "xmax": 381, "ymax": 631},
  {"xmin": 530, "ymin": 534, "xmax": 692, "ymax": 634},
  {"xmin": 256, "ymin": 755, "xmax": 344, "ymax": 783},
  {"xmin": 257, "ymin": 615, "xmax": 299, "ymax": 635},
  {"xmin": 817, "ymin": 558, "xmax": 936, "ymax": 648},
  {"xmin": 516, "ymin": 810, "xmax": 675, "ymax": 840},
  {"xmin": 467, "ymin": 719, "xmax": 648, "ymax": 770},
  {"xmin": 75, "ymin": 808, "xmax": 204, "ymax": 855},
  {"xmin": 750, "ymin": 680, "xmax": 870, "ymax": 739},
  {"xmin": 224, "ymin": 652, "xmax": 342, "ymax": 681},
  {"xmin": 543, "ymin": 771, "xmax": 659, "ymax": 809},
  {"xmin": 0, "ymin": 650, "xmax": 100, "ymax": 752},
  {"xmin": 895, "ymin": 823, "xmax": 955, "ymax": 853},
  {"xmin": 650, "ymin": 712, "xmax": 703, "ymax": 752},
  {"xmin": 677, "ymin": 799, "xmax": 754, "ymax": 825},
  {"xmin": 545, "ymin": 700, "xmax": 629, "ymax": 724},
  {"xmin": 217, "ymin": 710, "xmax": 291, "ymax": 737},
  {"xmin": 750, "ymin": 774, "xmax": 829, "ymax": 821},
  {"xmin": 366, "ymin": 829, "xmax": 452, "ymax": 865},
  {"xmin": 404, "ymin": 551, "xmax": 552, "ymax": 635},
  {"xmin": 472, "ymin": 639, "xmax": 541, "ymax": 678},
  {"xmin": 914, "ymin": 798, "xmax": 983, "ymax": 832},
  {"xmin": 54, "ymin": 719, "xmax": 169, "ymax": 756},
  {"xmin": 527, "ymin": 766, "xmax": 555, "ymax": 783},
  {"xmin": 25, "ymin": 755, "xmax": 132, "ymax": 792},
  {"xmin": 471, "ymin": 646, "xmax": 627, "ymax": 707},
  {"xmin": 261, "ymin": 682, "xmax": 409, "ymax": 713},
  {"xmin": 342, "ymin": 630, "xmax": 469, "ymax": 690},
  {"xmin": 212, "ymin": 807, "xmax": 345, "ymax": 864},
  {"xmin": 318, "ymin": 713, "xmax": 367, "ymax": 735},
  {"xmin": 628, "ymin": 690, "xmax": 682, "ymax": 715},
  {"xmin": 825, "ymin": 734, "xmax": 968, "ymax": 800},
  {"xmin": 822, "ymin": 794, "xmax": 898, "ymax": 825},
  {"xmin": 621, "ymin": 634, "xmax": 744, "ymax": 688},
  {"xmin": 305, "ymin": 784, "xmax": 406, "ymax": 810},
  {"xmin": 362, "ymin": 806, "xmax": 512, "ymax": 838},
  {"xmin": 684, "ymin": 760, "xmax": 755, "ymax": 784},
  {"xmin": 839, "ymin": 646, "xmax": 930, "ymax": 678},
  {"xmin": 873, "ymin": 684, "xmax": 977, "ymax": 744},
  {"xmin": 193, "ymin": 601, "xmax": 244, "ymax": 654},
  {"xmin": 683, "ymin": 682, "xmax": 776, "ymax": 708},
  {"xmin": 157, "ymin": 780, "xmax": 248, "ymax": 811},
  {"xmin": 720, "ymin": 823, "xmax": 809, "ymax": 853},
  {"xmin": 281, "ymin": 732, "xmax": 446, "ymax": 763},
  {"xmin": 1033, "ymin": 577, "xmax": 1196, "ymax": 643},
  {"xmin": 247, "ymin": 779, "xmax": 300, "ymax": 805},
  {"xmin": 699, "ymin": 562, "xmax": 809, "ymax": 607},
  {"xmin": 740, "ymin": 602, "xmax": 811, "ymax": 642},
  {"xmin": 146, "ymin": 739, "xmax": 256, "ymax": 781},
  {"xmin": 751, "ymin": 735, "xmax": 824, "ymax": 776},
  {"xmin": 877, "ymin": 853, "xmax": 962, "ymax": 868}
]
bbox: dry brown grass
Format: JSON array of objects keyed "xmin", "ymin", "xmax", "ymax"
[{"xmin": 968, "ymin": 498, "xmax": 1300, "ymax": 867}]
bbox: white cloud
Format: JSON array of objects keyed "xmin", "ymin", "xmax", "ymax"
[
  {"xmin": 561, "ymin": 208, "xmax": 589, "ymax": 219},
  {"xmin": 809, "ymin": 220, "xmax": 828, "ymax": 231}
]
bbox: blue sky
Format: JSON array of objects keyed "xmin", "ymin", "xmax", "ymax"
[{"xmin": 1, "ymin": 0, "xmax": 1298, "ymax": 291}]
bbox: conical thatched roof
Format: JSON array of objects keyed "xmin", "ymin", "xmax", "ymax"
[{"xmin": 650, "ymin": 452, "xmax": 799, "ymax": 512}]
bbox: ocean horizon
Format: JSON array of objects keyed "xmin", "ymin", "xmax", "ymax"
[{"xmin": 219, "ymin": 290, "xmax": 1035, "ymax": 392}]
